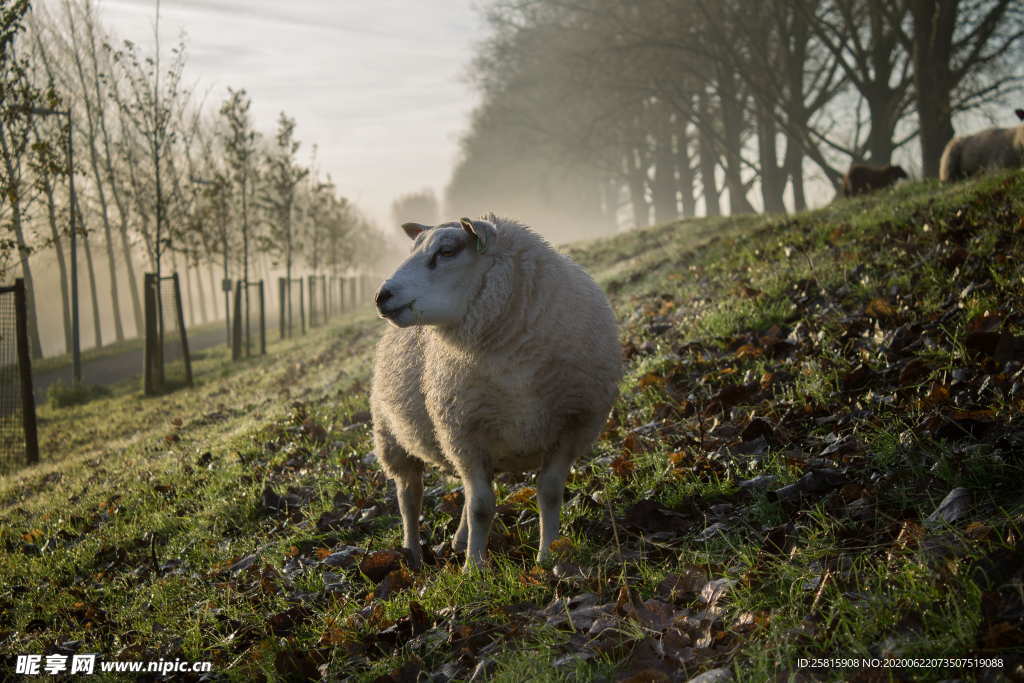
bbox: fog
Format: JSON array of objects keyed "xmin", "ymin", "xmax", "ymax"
[{"xmin": 9, "ymin": 0, "xmax": 1024, "ymax": 361}]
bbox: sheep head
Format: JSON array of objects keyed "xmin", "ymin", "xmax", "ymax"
[{"xmin": 375, "ymin": 218, "xmax": 496, "ymax": 328}]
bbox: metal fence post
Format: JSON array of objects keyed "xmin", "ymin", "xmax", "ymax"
[
  {"xmin": 299, "ymin": 278, "xmax": 306, "ymax": 335},
  {"xmin": 244, "ymin": 278, "xmax": 251, "ymax": 358},
  {"xmin": 327, "ymin": 276, "xmax": 334, "ymax": 317},
  {"xmin": 223, "ymin": 277, "xmax": 232, "ymax": 348},
  {"xmin": 259, "ymin": 280, "xmax": 266, "ymax": 355},
  {"xmin": 13, "ymin": 279, "xmax": 38, "ymax": 465},
  {"xmin": 143, "ymin": 272, "xmax": 160, "ymax": 394},
  {"xmin": 278, "ymin": 277, "xmax": 286, "ymax": 339},
  {"xmin": 307, "ymin": 274, "xmax": 316, "ymax": 327},
  {"xmin": 232, "ymin": 279, "xmax": 243, "ymax": 361},
  {"xmin": 321, "ymin": 275, "xmax": 328, "ymax": 323}
]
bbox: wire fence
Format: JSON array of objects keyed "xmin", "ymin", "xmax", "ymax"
[
  {"xmin": 278, "ymin": 273, "xmax": 376, "ymax": 338},
  {"xmin": 308, "ymin": 275, "xmax": 328, "ymax": 327},
  {"xmin": 0, "ymin": 280, "xmax": 38, "ymax": 473},
  {"xmin": 232, "ymin": 279, "xmax": 266, "ymax": 360},
  {"xmin": 338, "ymin": 275, "xmax": 364, "ymax": 313},
  {"xmin": 279, "ymin": 277, "xmax": 305, "ymax": 339},
  {"xmin": 139, "ymin": 269, "xmax": 376, "ymax": 382},
  {"xmin": 144, "ymin": 273, "xmax": 192, "ymax": 395},
  {"xmin": 159, "ymin": 275, "xmax": 193, "ymax": 387}
]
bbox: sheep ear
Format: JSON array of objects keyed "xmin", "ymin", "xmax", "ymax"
[
  {"xmin": 460, "ymin": 217, "xmax": 491, "ymax": 254},
  {"xmin": 401, "ymin": 222, "xmax": 430, "ymax": 240}
]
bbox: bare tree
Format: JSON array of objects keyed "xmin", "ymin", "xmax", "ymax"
[
  {"xmin": 797, "ymin": 0, "xmax": 915, "ymax": 166},
  {"xmin": 51, "ymin": 0, "xmax": 128, "ymax": 340},
  {"xmin": 901, "ymin": 0, "xmax": 1024, "ymax": 176},
  {"xmin": 0, "ymin": 0, "xmax": 56, "ymax": 357},
  {"xmin": 261, "ymin": 110, "xmax": 307, "ymax": 326},
  {"xmin": 108, "ymin": 3, "xmax": 188, "ymax": 279},
  {"xmin": 219, "ymin": 86, "xmax": 259, "ymax": 352}
]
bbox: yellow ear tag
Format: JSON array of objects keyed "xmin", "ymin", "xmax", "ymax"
[{"xmin": 460, "ymin": 217, "xmax": 487, "ymax": 254}]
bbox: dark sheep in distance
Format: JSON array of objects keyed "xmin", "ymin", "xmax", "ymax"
[
  {"xmin": 939, "ymin": 109, "xmax": 1024, "ymax": 182},
  {"xmin": 842, "ymin": 163, "xmax": 909, "ymax": 197}
]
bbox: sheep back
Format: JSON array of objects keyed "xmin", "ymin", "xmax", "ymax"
[
  {"xmin": 940, "ymin": 124, "xmax": 1024, "ymax": 182},
  {"xmin": 843, "ymin": 164, "xmax": 907, "ymax": 197}
]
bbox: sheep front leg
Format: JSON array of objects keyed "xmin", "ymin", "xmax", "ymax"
[
  {"xmin": 395, "ymin": 468, "xmax": 424, "ymax": 568},
  {"xmin": 375, "ymin": 426, "xmax": 425, "ymax": 568},
  {"xmin": 460, "ymin": 465, "xmax": 495, "ymax": 569},
  {"xmin": 452, "ymin": 503, "xmax": 468, "ymax": 553}
]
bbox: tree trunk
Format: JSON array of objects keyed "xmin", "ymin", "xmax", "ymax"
[
  {"xmin": 78, "ymin": 207, "xmax": 103, "ymax": 349},
  {"xmin": 651, "ymin": 104, "xmax": 679, "ymax": 225},
  {"xmin": 36, "ymin": 132, "xmax": 73, "ymax": 354},
  {"xmin": 782, "ymin": 4, "xmax": 809, "ymax": 213},
  {"xmin": 756, "ymin": 104, "xmax": 788, "ymax": 214},
  {"xmin": 180, "ymin": 253, "xmax": 195, "ymax": 326},
  {"xmin": 62, "ymin": 21, "xmax": 126, "ymax": 341},
  {"xmin": 0, "ymin": 127, "xmax": 43, "ymax": 358},
  {"xmin": 12, "ymin": 215, "xmax": 43, "ymax": 359},
  {"xmin": 600, "ymin": 178, "xmax": 620, "ymax": 232},
  {"xmin": 784, "ymin": 136, "xmax": 807, "ymax": 212},
  {"xmin": 80, "ymin": 136, "xmax": 125, "ymax": 340},
  {"xmin": 95, "ymin": 87, "xmax": 143, "ymax": 335},
  {"xmin": 697, "ymin": 126, "xmax": 721, "ymax": 217},
  {"xmin": 624, "ymin": 146, "xmax": 650, "ymax": 229},
  {"xmin": 718, "ymin": 68, "xmax": 756, "ymax": 215},
  {"xmin": 194, "ymin": 259, "xmax": 209, "ymax": 324},
  {"xmin": 207, "ymin": 264, "xmax": 219, "ymax": 320},
  {"xmin": 674, "ymin": 118, "xmax": 696, "ymax": 219},
  {"xmin": 909, "ymin": 0, "xmax": 957, "ymax": 177},
  {"xmin": 864, "ymin": 90, "xmax": 899, "ymax": 165}
]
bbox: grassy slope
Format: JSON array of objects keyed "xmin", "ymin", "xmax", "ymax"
[{"xmin": 3, "ymin": 173, "xmax": 1024, "ymax": 681}]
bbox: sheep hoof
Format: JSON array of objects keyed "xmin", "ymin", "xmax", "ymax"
[
  {"xmin": 402, "ymin": 547, "xmax": 423, "ymax": 570},
  {"xmin": 462, "ymin": 553, "xmax": 489, "ymax": 572}
]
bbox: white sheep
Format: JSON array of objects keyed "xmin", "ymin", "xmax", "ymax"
[
  {"xmin": 939, "ymin": 108, "xmax": 1024, "ymax": 182},
  {"xmin": 370, "ymin": 215, "xmax": 621, "ymax": 569}
]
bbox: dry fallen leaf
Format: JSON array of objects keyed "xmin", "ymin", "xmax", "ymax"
[{"xmin": 865, "ymin": 298, "xmax": 895, "ymax": 318}]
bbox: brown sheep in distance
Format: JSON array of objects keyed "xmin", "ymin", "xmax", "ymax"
[
  {"xmin": 939, "ymin": 109, "xmax": 1024, "ymax": 182},
  {"xmin": 842, "ymin": 163, "xmax": 908, "ymax": 197}
]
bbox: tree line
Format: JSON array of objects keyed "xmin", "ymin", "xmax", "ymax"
[
  {"xmin": 446, "ymin": 0, "xmax": 1024, "ymax": 237},
  {"xmin": 0, "ymin": 0, "xmax": 385, "ymax": 359}
]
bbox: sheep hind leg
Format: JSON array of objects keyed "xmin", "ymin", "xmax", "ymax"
[
  {"xmin": 460, "ymin": 464, "xmax": 496, "ymax": 570},
  {"xmin": 536, "ymin": 438, "xmax": 581, "ymax": 563}
]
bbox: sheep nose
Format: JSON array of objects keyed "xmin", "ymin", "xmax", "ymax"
[{"xmin": 375, "ymin": 285, "xmax": 393, "ymax": 308}]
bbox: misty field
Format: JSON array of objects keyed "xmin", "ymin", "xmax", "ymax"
[{"xmin": 2, "ymin": 173, "xmax": 1024, "ymax": 681}]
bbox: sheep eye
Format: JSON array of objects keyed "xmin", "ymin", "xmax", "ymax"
[{"xmin": 438, "ymin": 247, "xmax": 458, "ymax": 258}]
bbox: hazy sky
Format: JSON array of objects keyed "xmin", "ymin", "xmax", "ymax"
[{"xmin": 77, "ymin": 0, "xmax": 484, "ymax": 227}]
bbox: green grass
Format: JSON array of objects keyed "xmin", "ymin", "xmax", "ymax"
[
  {"xmin": 45, "ymin": 379, "xmax": 111, "ymax": 408},
  {"xmin": 3, "ymin": 174, "xmax": 1024, "ymax": 681}
]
